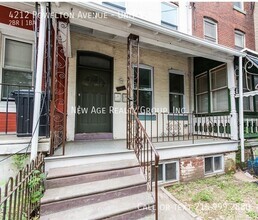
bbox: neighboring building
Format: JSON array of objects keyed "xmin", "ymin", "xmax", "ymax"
[{"xmin": 254, "ymin": 2, "xmax": 258, "ymax": 51}]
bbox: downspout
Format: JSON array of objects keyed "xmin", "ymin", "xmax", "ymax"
[
  {"xmin": 238, "ymin": 56, "xmax": 245, "ymax": 162},
  {"xmin": 31, "ymin": 3, "xmax": 47, "ymax": 161}
]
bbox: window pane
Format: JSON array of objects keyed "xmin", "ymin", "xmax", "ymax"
[
  {"xmin": 212, "ymin": 89, "xmax": 229, "ymax": 112},
  {"xmin": 170, "ymin": 94, "xmax": 183, "ymax": 112},
  {"xmin": 2, "ymin": 69, "xmax": 32, "ymax": 99},
  {"xmin": 233, "ymin": 2, "xmax": 243, "ymax": 9},
  {"xmin": 197, "ymin": 93, "xmax": 208, "ymax": 113},
  {"xmin": 5, "ymin": 39, "xmax": 32, "ymax": 69},
  {"xmin": 204, "ymin": 20, "xmax": 217, "ymax": 42},
  {"xmin": 196, "ymin": 75, "xmax": 208, "ymax": 93},
  {"xmin": 205, "ymin": 157, "xmax": 213, "ymax": 173},
  {"xmin": 214, "ymin": 156, "xmax": 222, "ymax": 171},
  {"xmin": 243, "ymin": 97, "xmax": 253, "ymax": 111},
  {"xmin": 152, "ymin": 164, "xmax": 163, "ymax": 181},
  {"xmin": 134, "ymin": 90, "xmax": 152, "ymax": 111},
  {"xmin": 161, "ymin": 3, "xmax": 178, "ymax": 27},
  {"xmin": 256, "ymin": 97, "xmax": 258, "ymax": 111},
  {"xmin": 134, "ymin": 68, "xmax": 152, "ymax": 89},
  {"xmin": 211, "ymin": 67, "xmax": 227, "ymax": 90},
  {"xmin": 170, "ymin": 73, "xmax": 184, "ymax": 94},
  {"xmin": 235, "ymin": 32, "xmax": 244, "ymax": 49},
  {"xmin": 165, "ymin": 163, "xmax": 177, "ymax": 181}
]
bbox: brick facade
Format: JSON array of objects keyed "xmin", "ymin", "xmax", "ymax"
[
  {"xmin": 192, "ymin": 2, "xmax": 255, "ymax": 50},
  {"xmin": 180, "ymin": 156, "xmax": 204, "ymax": 182},
  {"xmin": 254, "ymin": 3, "xmax": 258, "ymax": 51}
]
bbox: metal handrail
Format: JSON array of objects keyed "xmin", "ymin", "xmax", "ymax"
[{"xmin": 129, "ymin": 107, "xmax": 160, "ymax": 220}]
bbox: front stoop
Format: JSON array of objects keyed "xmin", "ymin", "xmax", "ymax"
[{"xmin": 41, "ymin": 159, "xmax": 155, "ymax": 220}]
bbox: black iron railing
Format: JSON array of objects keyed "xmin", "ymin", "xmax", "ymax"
[
  {"xmin": 128, "ymin": 108, "xmax": 160, "ymax": 219},
  {"xmin": 0, "ymin": 153, "xmax": 44, "ymax": 220},
  {"xmin": 138, "ymin": 112, "xmax": 231, "ymax": 143}
]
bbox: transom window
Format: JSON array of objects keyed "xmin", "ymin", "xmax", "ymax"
[
  {"xmin": 204, "ymin": 18, "xmax": 217, "ymax": 43},
  {"xmin": 161, "ymin": 2, "xmax": 178, "ymax": 30},
  {"xmin": 169, "ymin": 72, "xmax": 184, "ymax": 113},
  {"xmin": 235, "ymin": 30, "xmax": 245, "ymax": 50},
  {"xmin": 102, "ymin": 2, "xmax": 125, "ymax": 11},
  {"xmin": 205, "ymin": 155, "xmax": 224, "ymax": 174},
  {"xmin": 133, "ymin": 65, "xmax": 153, "ymax": 112},
  {"xmin": 1, "ymin": 38, "xmax": 33, "ymax": 100}
]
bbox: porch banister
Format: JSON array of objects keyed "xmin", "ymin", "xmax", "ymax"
[
  {"xmin": 238, "ymin": 56, "xmax": 245, "ymax": 162},
  {"xmin": 31, "ymin": 3, "xmax": 47, "ymax": 161}
]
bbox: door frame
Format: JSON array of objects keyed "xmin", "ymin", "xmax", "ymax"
[{"xmin": 75, "ymin": 51, "xmax": 114, "ymax": 134}]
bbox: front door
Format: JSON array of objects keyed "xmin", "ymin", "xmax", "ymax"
[{"xmin": 76, "ymin": 52, "xmax": 112, "ymax": 133}]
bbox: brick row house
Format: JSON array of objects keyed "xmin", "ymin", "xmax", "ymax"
[{"xmin": 0, "ymin": 2, "xmax": 257, "ymax": 219}]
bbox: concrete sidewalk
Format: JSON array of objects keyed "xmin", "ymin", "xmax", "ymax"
[{"xmin": 158, "ymin": 187, "xmax": 198, "ymax": 220}]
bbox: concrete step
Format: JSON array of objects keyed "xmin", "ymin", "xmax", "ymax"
[
  {"xmin": 41, "ymin": 174, "xmax": 146, "ymax": 204},
  {"xmin": 138, "ymin": 214, "xmax": 155, "ymax": 220},
  {"xmin": 46, "ymin": 166, "xmax": 140, "ymax": 189},
  {"xmin": 46, "ymin": 159, "xmax": 139, "ymax": 179},
  {"xmin": 44, "ymin": 152, "xmax": 136, "ymax": 172},
  {"xmin": 41, "ymin": 184, "xmax": 147, "ymax": 216},
  {"xmin": 41, "ymin": 192, "xmax": 154, "ymax": 220}
]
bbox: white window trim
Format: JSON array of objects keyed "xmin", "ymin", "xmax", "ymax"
[
  {"xmin": 154, "ymin": 160, "xmax": 179, "ymax": 184},
  {"xmin": 203, "ymin": 18, "xmax": 218, "ymax": 43},
  {"xmin": 161, "ymin": 2, "xmax": 179, "ymax": 30},
  {"xmin": 204, "ymin": 154, "xmax": 224, "ymax": 175},
  {"xmin": 132, "ymin": 64, "xmax": 154, "ymax": 112},
  {"xmin": 169, "ymin": 70, "xmax": 185, "ymax": 113},
  {"xmin": 233, "ymin": 2, "xmax": 246, "ymax": 14},
  {"xmin": 209, "ymin": 64, "xmax": 228, "ymax": 113},
  {"xmin": 235, "ymin": 30, "xmax": 245, "ymax": 50},
  {"xmin": 195, "ymin": 72, "xmax": 209, "ymax": 114},
  {"xmin": 0, "ymin": 34, "xmax": 34, "ymax": 113}
]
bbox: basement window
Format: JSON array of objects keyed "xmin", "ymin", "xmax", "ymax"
[
  {"xmin": 152, "ymin": 161, "xmax": 179, "ymax": 183},
  {"xmin": 205, "ymin": 155, "xmax": 224, "ymax": 174}
]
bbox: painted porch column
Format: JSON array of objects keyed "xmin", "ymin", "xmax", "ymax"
[
  {"xmin": 238, "ymin": 56, "xmax": 245, "ymax": 162},
  {"xmin": 227, "ymin": 60, "xmax": 238, "ymax": 141},
  {"xmin": 31, "ymin": 3, "xmax": 47, "ymax": 161}
]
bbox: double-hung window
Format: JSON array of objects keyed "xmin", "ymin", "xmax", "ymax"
[
  {"xmin": 169, "ymin": 72, "xmax": 184, "ymax": 113},
  {"xmin": 204, "ymin": 18, "xmax": 217, "ymax": 43},
  {"xmin": 133, "ymin": 65, "xmax": 153, "ymax": 112},
  {"xmin": 235, "ymin": 30, "xmax": 245, "ymax": 50},
  {"xmin": 195, "ymin": 73, "xmax": 209, "ymax": 113},
  {"xmin": 210, "ymin": 65, "xmax": 228, "ymax": 112},
  {"xmin": 233, "ymin": 2, "xmax": 244, "ymax": 11},
  {"xmin": 161, "ymin": 2, "xmax": 178, "ymax": 30},
  {"xmin": 1, "ymin": 38, "xmax": 33, "ymax": 100}
]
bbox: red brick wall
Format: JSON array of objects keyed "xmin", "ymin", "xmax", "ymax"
[
  {"xmin": 180, "ymin": 156, "xmax": 204, "ymax": 182},
  {"xmin": 192, "ymin": 2, "xmax": 255, "ymax": 50},
  {"xmin": 0, "ymin": 113, "xmax": 16, "ymax": 132}
]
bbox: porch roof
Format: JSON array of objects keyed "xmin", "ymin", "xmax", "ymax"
[{"xmin": 71, "ymin": 2, "xmax": 245, "ymax": 62}]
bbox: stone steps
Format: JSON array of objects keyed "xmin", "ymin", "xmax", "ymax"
[{"xmin": 41, "ymin": 158, "xmax": 155, "ymax": 219}]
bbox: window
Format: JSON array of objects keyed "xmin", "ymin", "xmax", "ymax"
[
  {"xmin": 210, "ymin": 65, "xmax": 229, "ymax": 112},
  {"xmin": 161, "ymin": 2, "xmax": 178, "ymax": 30},
  {"xmin": 204, "ymin": 18, "xmax": 217, "ymax": 43},
  {"xmin": 235, "ymin": 31, "xmax": 245, "ymax": 50},
  {"xmin": 1, "ymin": 38, "xmax": 33, "ymax": 100},
  {"xmin": 195, "ymin": 73, "xmax": 209, "ymax": 113},
  {"xmin": 133, "ymin": 65, "xmax": 153, "ymax": 112},
  {"xmin": 205, "ymin": 155, "xmax": 224, "ymax": 174},
  {"xmin": 233, "ymin": 2, "xmax": 244, "ymax": 11},
  {"xmin": 169, "ymin": 72, "xmax": 184, "ymax": 113},
  {"xmin": 102, "ymin": 2, "xmax": 125, "ymax": 11},
  {"xmin": 152, "ymin": 161, "xmax": 179, "ymax": 183}
]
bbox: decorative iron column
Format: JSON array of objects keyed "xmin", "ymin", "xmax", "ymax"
[{"xmin": 127, "ymin": 34, "xmax": 139, "ymax": 150}]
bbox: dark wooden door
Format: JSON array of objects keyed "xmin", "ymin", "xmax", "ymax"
[{"xmin": 76, "ymin": 67, "xmax": 112, "ymax": 133}]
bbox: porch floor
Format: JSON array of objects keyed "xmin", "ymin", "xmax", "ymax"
[{"xmin": 53, "ymin": 137, "xmax": 234, "ymax": 157}]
